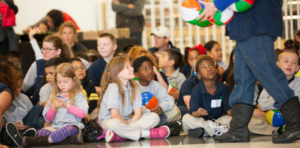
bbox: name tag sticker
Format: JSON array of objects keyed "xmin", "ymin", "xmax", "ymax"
[{"xmin": 211, "ymin": 99, "xmax": 221, "ymax": 108}]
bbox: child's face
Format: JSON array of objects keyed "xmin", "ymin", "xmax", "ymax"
[
  {"xmin": 207, "ymin": 43, "xmax": 222, "ymax": 62},
  {"xmin": 118, "ymin": 62, "xmax": 135, "ymax": 82},
  {"xmin": 45, "ymin": 66, "xmax": 56, "ymax": 83},
  {"xmin": 158, "ymin": 52, "xmax": 172, "ymax": 69},
  {"xmin": 71, "ymin": 61, "xmax": 86, "ymax": 81},
  {"xmin": 97, "ymin": 37, "xmax": 116, "ymax": 59},
  {"xmin": 187, "ymin": 50, "xmax": 199, "ymax": 67},
  {"xmin": 197, "ymin": 60, "xmax": 217, "ymax": 80},
  {"xmin": 38, "ymin": 23, "xmax": 48, "ymax": 33},
  {"xmin": 42, "ymin": 41, "xmax": 61, "ymax": 61},
  {"xmin": 61, "ymin": 27, "xmax": 76, "ymax": 46},
  {"xmin": 135, "ymin": 61, "xmax": 154, "ymax": 85},
  {"xmin": 277, "ymin": 52, "xmax": 299, "ymax": 78},
  {"xmin": 56, "ymin": 74, "xmax": 75, "ymax": 93}
]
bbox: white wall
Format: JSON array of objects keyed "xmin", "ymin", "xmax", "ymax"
[{"xmin": 14, "ymin": 0, "xmax": 112, "ymax": 34}]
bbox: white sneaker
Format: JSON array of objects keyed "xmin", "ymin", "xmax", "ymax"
[{"xmin": 208, "ymin": 121, "xmax": 229, "ymax": 136}]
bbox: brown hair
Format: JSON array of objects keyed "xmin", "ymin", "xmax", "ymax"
[
  {"xmin": 97, "ymin": 56, "xmax": 138, "ymax": 110},
  {"xmin": 0, "ymin": 61, "xmax": 19, "ymax": 99},
  {"xmin": 50, "ymin": 63, "xmax": 83, "ymax": 105},
  {"xmin": 43, "ymin": 35, "xmax": 74, "ymax": 59},
  {"xmin": 99, "ymin": 33, "xmax": 116, "ymax": 44}
]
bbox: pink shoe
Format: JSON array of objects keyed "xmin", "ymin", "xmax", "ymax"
[
  {"xmin": 105, "ymin": 130, "xmax": 126, "ymax": 143},
  {"xmin": 149, "ymin": 126, "xmax": 170, "ymax": 139},
  {"xmin": 96, "ymin": 129, "xmax": 106, "ymax": 141}
]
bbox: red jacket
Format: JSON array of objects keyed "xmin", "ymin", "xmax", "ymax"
[{"xmin": 0, "ymin": 1, "xmax": 15, "ymax": 27}]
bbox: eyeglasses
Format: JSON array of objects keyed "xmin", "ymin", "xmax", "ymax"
[
  {"xmin": 73, "ymin": 66, "xmax": 85, "ymax": 71},
  {"xmin": 41, "ymin": 48, "xmax": 56, "ymax": 52}
]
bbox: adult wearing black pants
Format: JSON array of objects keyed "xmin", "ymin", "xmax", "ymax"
[
  {"xmin": 199, "ymin": 0, "xmax": 300, "ymax": 143},
  {"xmin": 112, "ymin": 0, "xmax": 145, "ymax": 45}
]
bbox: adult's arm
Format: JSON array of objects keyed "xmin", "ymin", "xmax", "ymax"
[
  {"xmin": 22, "ymin": 62, "xmax": 37, "ymax": 92},
  {"xmin": 112, "ymin": 0, "xmax": 145, "ymax": 16}
]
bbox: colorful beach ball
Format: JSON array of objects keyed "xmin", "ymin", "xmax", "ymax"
[
  {"xmin": 229, "ymin": 0, "xmax": 255, "ymax": 13},
  {"xmin": 180, "ymin": 0, "xmax": 255, "ymax": 27},
  {"xmin": 180, "ymin": 0, "xmax": 212, "ymax": 27},
  {"xmin": 266, "ymin": 110, "xmax": 286, "ymax": 127},
  {"xmin": 141, "ymin": 92, "xmax": 158, "ymax": 110}
]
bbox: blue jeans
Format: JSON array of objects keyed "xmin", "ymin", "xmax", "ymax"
[
  {"xmin": 230, "ymin": 35, "xmax": 294, "ymax": 108},
  {"xmin": 23, "ymin": 105, "xmax": 44, "ymax": 130}
]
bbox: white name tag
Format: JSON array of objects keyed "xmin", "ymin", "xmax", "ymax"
[{"xmin": 211, "ymin": 99, "xmax": 222, "ymax": 108}]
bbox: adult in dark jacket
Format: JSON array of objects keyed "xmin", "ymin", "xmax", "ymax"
[
  {"xmin": 112, "ymin": 0, "xmax": 145, "ymax": 45},
  {"xmin": 199, "ymin": 0, "xmax": 300, "ymax": 143}
]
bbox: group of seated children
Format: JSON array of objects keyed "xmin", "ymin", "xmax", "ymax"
[{"xmin": 1, "ymin": 31, "xmax": 299, "ymax": 147}]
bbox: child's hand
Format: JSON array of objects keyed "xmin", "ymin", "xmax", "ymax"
[
  {"xmin": 62, "ymin": 101, "xmax": 70, "ymax": 108},
  {"xmin": 153, "ymin": 66, "xmax": 159, "ymax": 75},
  {"xmin": 44, "ymin": 122, "xmax": 51, "ymax": 127},
  {"xmin": 51, "ymin": 98, "xmax": 65, "ymax": 110},
  {"xmin": 14, "ymin": 121, "xmax": 28, "ymax": 131},
  {"xmin": 28, "ymin": 27, "xmax": 38, "ymax": 40},
  {"xmin": 151, "ymin": 106, "xmax": 163, "ymax": 115},
  {"xmin": 169, "ymin": 90, "xmax": 179, "ymax": 100},
  {"xmin": 196, "ymin": 107, "xmax": 208, "ymax": 117}
]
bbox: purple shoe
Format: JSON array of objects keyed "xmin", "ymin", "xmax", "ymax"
[{"xmin": 105, "ymin": 130, "xmax": 126, "ymax": 143}]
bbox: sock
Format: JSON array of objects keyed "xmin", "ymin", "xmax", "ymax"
[
  {"xmin": 141, "ymin": 130, "xmax": 150, "ymax": 138},
  {"xmin": 49, "ymin": 125, "xmax": 79, "ymax": 143},
  {"xmin": 37, "ymin": 129, "xmax": 51, "ymax": 137}
]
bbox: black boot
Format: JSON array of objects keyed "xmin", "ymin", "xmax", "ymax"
[
  {"xmin": 273, "ymin": 97, "xmax": 300, "ymax": 143},
  {"xmin": 22, "ymin": 135, "xmax": 51, "ymax": 147},
  {"xmin": 215, "ymin": 103, "xmax": 254, "ymax": 142},
  {"xmin": 59, "ymin": 133, "xmax": 83, "ymax": 145}
]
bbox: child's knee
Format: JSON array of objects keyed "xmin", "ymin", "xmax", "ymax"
[{"xmin": 101, "ymin": 119, "xmax": 120, "ymax": 130}]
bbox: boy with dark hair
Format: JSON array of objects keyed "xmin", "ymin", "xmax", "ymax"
[
  {"xmin": 39, "ymin": 57, "xmax": 68, "ymax": 107},
  {"xmin": 87, "ymin": 33, "xmax": 117, "ymax": 93},
  {"xmin": 158, "ymin": 49, "xmax": 186, "ymax": 100},
  {"xmin": 133, "ymin": 56, "xmax": 181, "ymax": 126},
  {"xmin": 182, "ymin": 55, "xmax": 231, "ymax": 138}
]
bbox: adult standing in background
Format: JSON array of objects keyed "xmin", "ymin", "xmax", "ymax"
[
  {"xmin": 0, "ymin": 0, "xmax": 18, "ymax": 55},
  {"xmin": 198, "ymin": 0, "xmax": 300, "ymax": 143},
  {"xmin": 112, "ymin": 0, "xmax": 145, "ymax": 45}
]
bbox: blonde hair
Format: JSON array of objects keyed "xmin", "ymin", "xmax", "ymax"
[
  {"xmin": 127, "ymin": 45, "xmax": 158, "ymax": 68},
  {"xmin": 50, "ymin": 63, "xmax": 83, "ymax": 105},
  {"xmin": 58, "ymin": 21, "xmax": 78, "ymax": 42},
  {"xmin": 97, "ymin": 55, "xmax": 138, "ymax": 110}
]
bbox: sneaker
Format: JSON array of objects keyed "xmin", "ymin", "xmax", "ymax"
[
  {"xmin": 105, "ymin": 130, "xmax": 126, "ymax": 143},
  {"xmin": 149, "ymin": 126, "xmax": 170, "ymax": 139},
  {"xmin": 208, "ymin": 121, "xmax": 229, "ymax": 136},
  {"xmin": 6, "ymin": 122, "xmax": 22, "ymax": 146},
  {"xmin": 23, "ymin": 128, "xmax": 37, "ymax": 137},
  {"xmin": 164, "ymin": 121, "xmax": 182, "ymax": 136},
  {"xmin": 188, "ymin": 128, "xmax": 205, "ymax": 138},
  {"xmin": 96, "ymin": 129, "xmax": 106, "ymax": 141}
]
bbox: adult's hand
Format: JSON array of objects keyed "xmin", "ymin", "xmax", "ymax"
[{"xmin": 197, "ymin": 1, "xmax": 217, "ymax": 21}]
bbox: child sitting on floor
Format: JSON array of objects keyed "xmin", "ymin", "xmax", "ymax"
[{"xmin": 182, "ymin": 55, "xmax": 231, "ymax": 138}]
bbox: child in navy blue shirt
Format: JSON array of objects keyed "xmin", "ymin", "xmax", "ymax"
[
  {"xmin": 87, "ymin": 33, "xmax": 117, "ymax": 94},
  {"xmin": 182, "ymin": 55, "xmax": 231, "ymax": 137}
]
